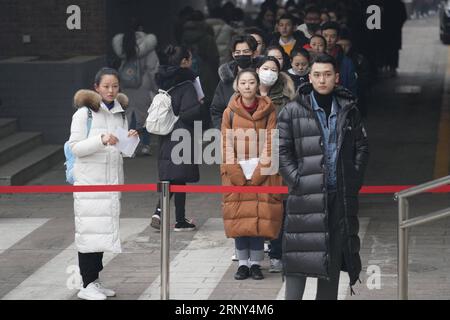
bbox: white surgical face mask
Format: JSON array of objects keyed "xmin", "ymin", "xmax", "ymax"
[{"xmin": 259, "ymin": 69, "xmax": 278, "ymax": 86}]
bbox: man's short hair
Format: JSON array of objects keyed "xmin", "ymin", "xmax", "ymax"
[
  {"xmin": 321, "ymin": 21, "xmax": 340, "ymax": 35},
  {"xmin": 305, "ymin": 6, "xmax": 321, "ymax": 16},
  {"xmin": 243, "ymin": 27, "xmax": 268, "ymax": 44},
  {"xmin": 311, "ymin": 53, "xmax": 338, "ymax": 72},
  {"xmin": 230, "ymin": 34, "xmax": 257, "ymax": 53},
  {"xmin": 277, "ymin": 13, "xmax": 296, "ymax": 25}
]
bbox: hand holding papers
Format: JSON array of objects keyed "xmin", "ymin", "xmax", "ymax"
[
  {"xmin": 113, "ymin": 127, "xmax": 140, "ymax": 157},
  {"xmin": 193, "ymin": 76, "xmax": 205, "ymax": 101},
  {"xmin": 239, "ymin": 158, "xmax": 259, "ymax": 180}
]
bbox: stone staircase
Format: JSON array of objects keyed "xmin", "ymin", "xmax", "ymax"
[{"xmin": 0, "ymin": 118, "xmax": 63, "ymax": 185}]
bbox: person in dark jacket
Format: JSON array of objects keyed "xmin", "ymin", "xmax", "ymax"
[
  {"xmin": 287, "ymin": 48, "xmax": 311, "ymax": 90},
  {"xmin": 321, "ymin": 22, "xmax": 357, "ymax": 95},
  {"xmin": 338, "ymin": 32, "xmax": 371, "ymax": 118},
  {"xmin": 277, "ymin": 54, "xmax": 369, "ymax": 300},
  {"xmin": 268, "ymin": 14, "xmax": 309, "ymax": 57},
  {"xmin": 380, "ymin": 0, "xmax": 407, "ymax": 77},
  {"xmin": 180, "ymin": 10, "xmax": 220, "ymax": 108},
  {"xmin": 150, "ymin": 45, "xmax": 205, "ymax": 232},
  {"xmin": 210, "ymin": 34, "xmax": 258, "ymax": 129}
]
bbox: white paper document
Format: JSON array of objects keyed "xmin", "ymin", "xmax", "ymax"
[
  {"xmin": 113, "ymin": 127, "xmax": 140, "ymax": 157},
  {"xmin": 239, "ymin": 158, "xmax": 259, "ymax": 180},
  {"xmin": 193, "ymin": 76, "xmax": 205, "ymax": 100}
]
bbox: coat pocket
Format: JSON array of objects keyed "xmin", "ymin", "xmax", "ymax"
[{"xmin": 75, "ymin": 153, "xmax": 108, "ymax": 185}]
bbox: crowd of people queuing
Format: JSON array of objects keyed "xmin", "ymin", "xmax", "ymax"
[{"xmin": 69, "ymin": 0, "xmax": 424, "ymax": 300}]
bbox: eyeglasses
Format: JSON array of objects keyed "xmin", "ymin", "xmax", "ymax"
[{"xmin": 233, "ymin": 49, "xmax": 252, "ymax": 55}]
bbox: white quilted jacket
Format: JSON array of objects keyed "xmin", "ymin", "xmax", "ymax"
[{"xmin": 68, "ymin": 90, "xmax": 128, "ymax": 253}]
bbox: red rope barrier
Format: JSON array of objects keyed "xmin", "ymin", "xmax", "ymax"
[
  {"xmin": 0, "ymin": 184, "xmax": 448, "ymax": 194},
  {"xmin": 0, "ymin": 184, "xmax": 157, "ymax": 194}
]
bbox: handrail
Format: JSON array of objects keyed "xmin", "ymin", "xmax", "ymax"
[
  {"xmin": 395, "ymin": 175, "xmax": 450, "ymax": 199},
  {"xmin": 400, "ymin": 207, "xmax": 450, "ymax": 229},
  {"xmin": 396, "ymin": 175, "xmax": 450, "ymax": 300}
]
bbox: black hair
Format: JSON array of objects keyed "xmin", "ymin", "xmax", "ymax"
[
  {"xmin": 310, "ymin": 34, "xmax": 327, "ymax": 47},
  {"xmin": 243, "ymin": 27, "xmax": 268, "ymax": 47},
  {"xmin": 256, "ymin": 5, "xmax": 277, "ymax": 23},
  {"xmin": 163, "ymin": 45, "xmax": 191, "ymax": 66},
  {"xmin": 178, "ymin": 6, "xmax": 194, "ymax": 19},
  {"xmin": 311, "ymin": 53, "xmax": 337, "ymax": 72},
  {"xmin": 235, "ymin": 68, "xmax": 260, "ymax": 86},
  {"xmin": 230, "ymin": 34, "xmax": 257, "ymax": 53},
  {"xmin": 339, "ymin": 27, "xmax": 353, "ymax": 42},
  {"xmin": 290, "ymin": 48, "xmax": 310, "ymax": 62},
  {"xmin": 321, "ymin": 21, "xmax": 340, "ymax": 36},
  {"xmin": 94, "ymin": 67, "xmax": 120, "ymax": 86},
  {"xmin": 188, "ymin": 10, "xmax": 205, "ymax": 22},
  {"xmin": 277, "ymin": 13, "xmax": 296, "ymax": 24},
  {"xmin": 264, "ymin": 45, "xmax": 290, "ymax": 71},
  {"xmin": 305, "ymin": 6, "xmax": 321, "ymax": 16},
  {"xmin": 256, "ymin": 55, "xmax": 281, "ymax": 71},
  {"xmin": 284, "ymin": 0, "xmax": 297, "ymax": 9},
  {"xmin": 122, "ymin": 19, "xmax": 141, "ymax": 61}
]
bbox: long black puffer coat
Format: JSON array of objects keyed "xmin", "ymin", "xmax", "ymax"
[
  {"xmin": 155, "ymin": 66, "xmax": 203, "ymax": 183},
  {"xmin": 277, "ymin": 82, "xmax": 369, "ymax": 286}
]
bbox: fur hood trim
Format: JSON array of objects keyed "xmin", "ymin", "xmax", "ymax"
[{"xmin": 73, "ymin": 90, "xmax": 128, "ymax": 111}]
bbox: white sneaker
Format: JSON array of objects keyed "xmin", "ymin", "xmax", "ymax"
[
  {"xmin": 93, "ymin": 281, "xmax": 116, "ymax": 297},
  {"xmin": 77, "ymin": 283, "xmax": 107, "ymax": 300}
]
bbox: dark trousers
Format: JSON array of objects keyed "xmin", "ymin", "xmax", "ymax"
[
  {"xmin": 269, "ymin": 200, "xmax": 287, "ymax": 260},
  {"xmin": 285, "ymin": 192, "xmax": 344, "ymax": 300},
  {"xmin": 155, "ymin": 181, "xmax": 186, "ymax": 223},
  {"xmin": 78, "ymin": 252, "xmax": 104, "ymax": 288}
]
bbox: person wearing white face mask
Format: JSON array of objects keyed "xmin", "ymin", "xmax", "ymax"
[
  {"xmin": 256, "ymin": 56, "xmax": 296, "ymax": 115},
  {"xmin": 256, "ymin": 56, "xmax": 296, "ymax": 274}
]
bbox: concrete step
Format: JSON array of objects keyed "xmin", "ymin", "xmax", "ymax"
[
  {"xmin": 0, "ymin": 118, "xmax": 18, "ymax": 140},
  {"xmin": 0, "ymin": 132, "xmax": 43, "ymax": 167},
  {"xmin": 0, "ymin": 145, "xmax": 64, "ymax": 186}
]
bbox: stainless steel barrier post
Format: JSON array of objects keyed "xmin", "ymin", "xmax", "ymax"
[
  {"xmin": 398, "ymin": 196, "xmax": 409, "ymax": 300},
  {"xmin": 158, "ymin": 181, "xmax": 170, "ymax": 300}
]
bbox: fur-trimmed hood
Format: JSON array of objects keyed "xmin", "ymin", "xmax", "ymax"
[
  {"xmin": 112, "ymin": 31, "xmax": 157, "ymax": 59},
  {"xmin": 271, "ymin": 72, "xmax": 296, "ymax": 101},
  {"xmin": 73, "ymin": 90, "xmax": 128, "ymax": 112},
  {"xmin": 218, "ymin": 60, "xmax": 238, "ymax": 83}
]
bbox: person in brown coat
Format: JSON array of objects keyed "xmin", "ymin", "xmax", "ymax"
[{"xmin": 220, "ymin": 69, "xmax": 283, "ymax": 281}]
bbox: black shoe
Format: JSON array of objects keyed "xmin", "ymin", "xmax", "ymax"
[
  {"xmin": 174, "ymin": 219, "xmax": 196, "ymax": 232},
  {"xmin": 234, "ymin": 265, "xmax": 250, "ymax": 280},
  {"xmin": 250, "ymin": 264, "xmax": 264, "ymax": 280}
]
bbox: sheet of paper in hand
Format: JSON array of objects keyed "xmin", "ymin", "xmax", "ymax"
[
  {"xmin": 113, "ymin": 127, "xmax": 140, "ymax": 157},
  {"xmin": 239, "ymin": 158, "xmax": 259, "ymax": 180},
  {"xmin": 193, "ymin": 76, "xmax": 205, "ymax": 100}
]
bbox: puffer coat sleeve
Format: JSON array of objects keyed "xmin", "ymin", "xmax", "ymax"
[{"xmin": 277, "ymin": 104, "xmax": 300, "ymax": 189}]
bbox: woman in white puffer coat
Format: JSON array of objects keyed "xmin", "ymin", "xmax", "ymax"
[{"xmin": 68, "ymin": 67, "xmax": 138, "ymax": 300}]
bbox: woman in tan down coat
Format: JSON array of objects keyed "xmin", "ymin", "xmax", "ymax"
[{"xmin": 221, "ymin": 69, "xmax": 283, "ymax": 281}]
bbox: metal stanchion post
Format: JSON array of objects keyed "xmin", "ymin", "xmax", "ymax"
[
  {"xmin": 159, "ymin": 181, "xmax": 170, "ymax": 300},
  {"xmin": 398, "ymin": 197, "xmax": 409, "ymax": 300}
]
